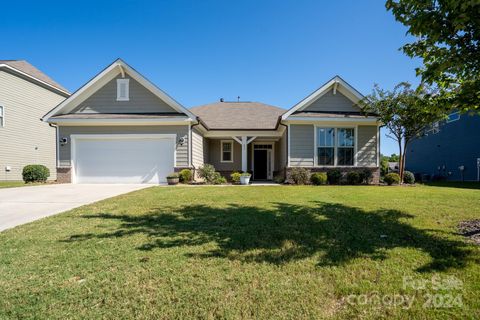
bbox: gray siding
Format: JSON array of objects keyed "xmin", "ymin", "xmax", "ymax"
[
  {"xmin": 207, "ymin": 139, "xmax": 242, "ymax": 172},
  {"xmin": 290, "ymin": 124, "xmax": 314, "ymax": 166},
  {"xmin": 58, "ymin": 125, "xmax": 189, "ymax": 167},
  {"xmin": 191, "ymin": 128, "xmax": 206, "ymax": 168},
  {"xmin": 0, "ymin": 71, "xmax": 66, "ymax": 180},
  {"xmin": 71, "ymin": 74, "xmax": 178, "ymax": 114},
  {"xmin": 357, "ymin": 125, "xmax": 378, "ymax": 167},
  {"xmin": 303, "ymin": 89, "xmax": 361, "ymax": 113}
]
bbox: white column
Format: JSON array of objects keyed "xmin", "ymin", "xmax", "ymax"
[{"xmin": 241, "ymin": 136, "xmax": 248, "ymax": 172}]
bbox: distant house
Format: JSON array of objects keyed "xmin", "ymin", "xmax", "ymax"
[
  {"xmin": 0, "ymin": 60, "xmax": 69, "ymax": 181},
  {"xmin": 406, "ymin": 112, "xmax": 480, "ymax": 181}
]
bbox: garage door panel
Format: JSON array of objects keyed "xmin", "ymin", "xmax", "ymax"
[{"xmin": 73, "ymin": 135, "xmax": 175, "ymax": 184}]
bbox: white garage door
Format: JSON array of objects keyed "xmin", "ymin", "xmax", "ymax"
[{"xmin": 72, "ymin": 134, "xmax": 175, "ymax": 184}]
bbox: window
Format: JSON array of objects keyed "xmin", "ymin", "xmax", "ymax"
[
  {"xmin": 317, "ymin": 128, "xmax": 335, "ymax": 165},
  {"xmin": 446, "ymin": 111, "xmax": 460, "ymax": 123},
  {"xmin": 316, "ymin": 127, "xmax": 355, "ymax": 166},
  {"xmin": 221, "ymin": 140, "xmax": 233, "ymax": 162},
  {"xmin": 0, "ymin": 106, "xmax": 3, "ymax": 127},
  {"xmin": 116, "ymin": 79, "xmax": 130, "ymax": 101}
]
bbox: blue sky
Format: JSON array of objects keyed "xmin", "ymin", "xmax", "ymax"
[{"xmin": 2, "ymin": 0, "xmax": 421, "ymax": 155}]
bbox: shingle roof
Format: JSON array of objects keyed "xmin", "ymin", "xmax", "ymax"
[
  {"xmin": 191, "ymin": 102, "xmax": 284, "ymax": 130},
  {"xmin": 0, "ymin": 60, "xmax": 68, "ymax": 93}
]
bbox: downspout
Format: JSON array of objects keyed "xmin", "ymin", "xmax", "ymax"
[
  {"xmin": 48, "ymin": 122, "xmax": 59, "ymax": 169},
  {"xmin": 190, "ymin": 117, "xmax": 202, "ymax": 179}
]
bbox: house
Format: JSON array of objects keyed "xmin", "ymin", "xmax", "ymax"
[
  {"xmin": 42, "ymin": 59, "xmax": 380, "ymax": 184},
  {"xmin": 0, "ymin": 60, "xmax": 70, "ymax": 181},
  {"xmin": 407, "ymin": 112, "xmax": 480, "ymax": 181}
]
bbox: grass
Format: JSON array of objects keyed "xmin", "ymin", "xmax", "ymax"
[
  {"xmin": 0, "ymin": 185, "xmax": 479, "ymax": 319},
  {"xmin": 0, "ymin": 181, "xmax": 27, "ymax": 188}
]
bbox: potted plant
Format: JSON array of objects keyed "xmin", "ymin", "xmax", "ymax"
[
  {"xmin": 240, "ymin": 172, "xmax": 251, "ymax": 185},
  {"xmin": 166, "ymin": 173, "xmax": 180, "ymax": 185}
]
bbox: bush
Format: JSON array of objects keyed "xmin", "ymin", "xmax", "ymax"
[
  {"xmin": 273, "ymin": 174, "xmax": 285, "ymax": 184},
  {"xmin": 230, "ymin": 172, "xmax": 241, "ymax": 184},
  {"xmin": 346, "ymin": 171, "xmax": 362, "ymax": 185},
  {"xmin": 22, "ymin": 165, "xmax": 50, "ymax": 183},
  {"xmin": 310, "ymin": 172, "xmax": 327, "ymax": 185},
  {"xmin": 289, "ymin": 168, "xmax": 310, "ymax": 185},
  {"xmin": 198, "ymin": 164, "xmax": 216, "ymax": 183},
  {"xmin": 327, "ymin": 169, "xmax": 342, "ymax": 185},
  {"xmin": 403, "ymin": 171, "xmax": 415, "ymax": 184},
  {"xmin": 360, "ymin": 169, "xmax": 373, "ymax": 184},
  {"xmin": 384, "ymin": 173, "xmax": 400, "ymax": 185},
  {"xmin": 212, "ymin": 172, "xmax": 227, "ymax": 184},
  {"xmin": 178, "ymin": 169, "xmax": 192, "ymax": 183}
]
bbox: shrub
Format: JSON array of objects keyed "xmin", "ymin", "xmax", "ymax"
[
  {"xmin": 198, "ymin": 164, "xmax": 216, "ymax": 183},
  {"xmin": 273, "ymin": 174, "xmax": 285, "ymax": 184},
  {"xmin": 310, "ymin": 172, "xmax": 327, "ymax": 185},
  {"xmin": 230, "ymin": 172, "xmax": 241, "ymax": 184},
  {"xmin": 289, "ymin": 168, "xmax": 310, "ymax": 185},
  {"xmin": 22, "ymin": 164, "xmax": 50, "ymax": 183},
  {"xmin": 346, "ymin": 171, "xmax": 362, "ymax": 185},
  {"xmin": 403, "ymin": 171, "xmax": 415, "ymax": 184},
  {"xmin": 384, "ymin": 173, "xmax": 400, "ymax": 185},
  {"xmin": 212, "ymin": 172, "xmax": 227, "ymax": 184},
  {"xmin": 327, "ymin": 169, "xmax": 342, "ymax": 185},
  {"xmin": 166, "ymin": 173, "xmax": 179, "ymax": 179},
  {"xmin": 178, "ymin": 169, "xmax": 192, "ymax": 183},
  {"xmin": 360, "ymin": 169, "xmax": 373, "ymax": 184}
]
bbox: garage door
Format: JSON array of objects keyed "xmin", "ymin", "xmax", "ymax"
[{"xmin": 72, "ymin": 134, "xmax": 175, "ymax": 184}]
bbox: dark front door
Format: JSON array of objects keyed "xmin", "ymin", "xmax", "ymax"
[{"xmin": 254, "ymin": 149, "xmax": 268, "ymax": 180}]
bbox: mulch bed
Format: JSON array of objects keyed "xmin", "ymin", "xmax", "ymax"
[{"xmin": 458, "ymin": 220, "xmax": 480, "ymax": 245}]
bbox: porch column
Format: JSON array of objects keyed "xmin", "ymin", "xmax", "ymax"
[{"xmin": 233, "ymin": 136, "xmax": 256, "ymax": 172}]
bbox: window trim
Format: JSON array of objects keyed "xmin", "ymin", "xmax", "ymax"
[
  {"xmin": 116, "ymin": 78, "xmax": 130, "ymax": 101},
  {"xmin": 0, "ymin": 106, "xmax": 4, "ymax": 128},
  {"xmin": 314, "ymin": 125, "xmax": 357, "ymax": 167},
  {"xmin": 220, "ymin": 140, "xmax": 234, "ymax": 163}
]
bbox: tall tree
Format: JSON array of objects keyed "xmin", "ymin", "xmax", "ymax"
[
  {"xmin": 363, "ymin": 82, "xmax": 444, "ymax": 182},
  {"xmin": 386, "ymin": 0, "xmax": 480, "ymax": 112}
]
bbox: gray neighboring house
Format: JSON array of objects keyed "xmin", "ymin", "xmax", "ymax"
[
  {"xmin": 0, "ymin": 60, "xmax": 70, "ymax": 181},
  {"xmin": 43, "ymin": 59, "xmax": 380, "ymax": 184},
  {"xmin": 407, "ymin": 113, "xmax": 480, "ymax": 181}
]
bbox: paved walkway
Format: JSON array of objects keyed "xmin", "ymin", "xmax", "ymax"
[{"xmin": 0, "ymin": 184, "xmax": 150, "ymax": 232}]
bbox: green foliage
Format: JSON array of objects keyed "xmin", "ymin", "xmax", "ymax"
[
  {"xmin": 273, "ymin": 174, "xmax": 285, "ymax": 184},
  {"xmin": 388, "ymin": 154, "xmax": 399, "ymax": 162},
  {"xmin": 166, "ymin": 173, "xmax": 179, "ymax": 179},
  {"xmin": 403, "ymin": 171, "xmax": 415, "ymax": 184},
  {"xmin": 327, "ymin": 169, "xmax": 342, "ymax": 185},
  {"xmin": 198, "ymin": 164, "xmax": 217, "ymax": 184},
  {"xmin": 212, "ymin": 172, "xmax": 227, "ymax": 185},
  {"xmin": 22, "ymin": 165, "xmax": 49, "ymax": 183},
  {"xmin": 360, "ymin": 169, "xmax": 373, "ymax": 184},
  {"xmin": 386, "ymin": 0, "xmax": 480, "ymax": 112},
  {"xmin": 310, "ymin": 172, "xmax": 327, "ymax": 185},
  {"xmin": 289, "ymin": 168, "xmax": 310, "ymax": 185},
  {"xmin": 178, "ymin": 169, "xmax": 192, "ymax": 183},
  {"xmin": 346, "ymin": 171, "xmax": 362, "ymax": 185},
  {"xmin": 380, "ymin": 156, "xmax": 389, "ymax": 176},
  {"xmin": 384, "ymin": 173, "xmax": 401, "ymax": 185},
  {"xmin": 230, "ymin": 172, "xmax": 241, "ymax": 184}
]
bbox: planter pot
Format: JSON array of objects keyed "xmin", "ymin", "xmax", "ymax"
[
  {"xmin": 167, "ymin": 177, "xmax": 179, "ymax": 185},
  {"xmin": 240, "ymin": 175, "xmax": 251, "ymax": 185}
]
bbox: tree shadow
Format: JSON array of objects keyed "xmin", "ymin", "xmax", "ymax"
[
  {"xmin": 63, "ymin": 202, "xmax": 475, "ymax": 272},
  {"xmin": 424, "ymin": 181, "xmax": 480, "ymax": 190}
]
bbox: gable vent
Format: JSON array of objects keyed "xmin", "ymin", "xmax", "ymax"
[{"xmin": 116, "ymin": 78, "xmax": 130, "ymax": 101}]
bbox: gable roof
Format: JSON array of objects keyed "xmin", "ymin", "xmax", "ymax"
[
  {"xmin": 282, "ymin": 75, "xmax": 365, "ymax": 120},
  {"xmin": 43, "ymin": 59, "xmax": 196, "ymax": 121},
  {"xmin": 0, "ymin": 60, "xmax": 69, "ymax": 96},
  {"xmin": 191, "ymin": 102, "xmax": 284, "ymax": 130}
]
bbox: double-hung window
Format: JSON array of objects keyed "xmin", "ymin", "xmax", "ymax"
[
  {"xmin": 0, "ymin": 106, "xmax": 4, "ymax": 127},
  {"xmin": 221, "ymin": 140, "xmax": 233, "ymax": 162},
  {"xmin": 316, "ymin": 127, "xmax": 355, "ymax": 166}
]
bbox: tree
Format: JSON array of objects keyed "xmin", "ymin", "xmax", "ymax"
[
  {"xmin": 386, "ymin": 0, "xmax": 480, "ymax": 112},
  {"xmin": 388, "ymin": 154, "xmax": 400, "ymax": 162},
  {"xmin": 363, "ymin": 82, "xmax": 444, "ymax": 182}
]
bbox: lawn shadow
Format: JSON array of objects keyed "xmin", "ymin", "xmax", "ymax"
[
  {"xmin": 63, "ymin": 201, "xmax": 475, "ymax": 272},
  {"xmin": 424, "ymin": 181, "xmax": 480, "ymax": 190}
]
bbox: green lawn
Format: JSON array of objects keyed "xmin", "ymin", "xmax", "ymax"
[
  {"xmin": 0, "ymin": 185, "xmax": 479, "ymax": 319},
  {"xmin": 0, "ymin": 181, "xmax": 27, "ymax": 188}
]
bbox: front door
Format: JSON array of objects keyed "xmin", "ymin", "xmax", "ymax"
[{"xmin": 254, "ymin": 149, "xmax": 268, "ymax": 180}]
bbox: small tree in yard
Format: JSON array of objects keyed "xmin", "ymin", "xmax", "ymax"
[{"xmin": 363, "ymin": 82, "xmax": 444, "ymax": 182}]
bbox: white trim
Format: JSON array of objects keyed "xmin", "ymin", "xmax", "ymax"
[
  {"xmin": 43, "ymin": 59, "xmax": 196, "ymax": 121},
  {"xmin": 70, "ymin": 133, "xmax": 177, "ymax": 184},
  {"xmin": 49, "ymin": 117, "xmax": 193, "ymax": 126},
  {"xmin": 0, "ymin": 105, "xmax": 4, "ymax": 128},
  {"xmin": 251, "ymin": 142, "xmax": 275, "ymax": 180},
  {"xmin": 204, "ymin": 128, "xmax": 284, "ymax": 138},
  {"xmin": 0, "ymin": 63, "xmax": 70, "ymax": 96},
  {"xmin": 188, "ymin": 124, "xmax": 192, "ymax": 167},
  {"xmin": 376, "ymin": 124, "xmax": 380, "ymax": 167},
  {"xmin": 116, "ymin": 78, "xmax": 130, "ymax": 101},
  {"xmin": 220, "ymin": 140, "xmax": 234, "ymax": 163},
  {"xmin": 284, "ymin": 117, "xmax": 378, "ymax": 124},
  {"xmin": 287, "ymin": 123, "xmax": 291, "ymax": 167},
  {"xmin": 282, "ymin": 76, "xmax": 365, "ymax": 120},
  {"xmin": 314, "ymin": 125, "xmax": 356, "ymax": 167}
]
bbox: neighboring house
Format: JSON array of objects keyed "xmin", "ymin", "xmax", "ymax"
[
  {"xmin": 0, "ymin": 60, "xmax": 70, "ymax": 181},
  {"xmin": 42, "ymin": 59, "xmax": 380, "ymax": 184},
  {"xmin": 407, "ymin": 112, "xmax": 480, "ymax": 181}
]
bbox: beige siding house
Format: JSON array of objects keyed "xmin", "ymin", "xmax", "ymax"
[
  {"xmin": 43, "ymin": 59, "xmax": 380, "ymax": 184},
  {"xmin": 0, "ymin": 60, "xmax": 69, "ymax": 181}
]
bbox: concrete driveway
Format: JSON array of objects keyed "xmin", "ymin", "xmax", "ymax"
[{"xmin": 0, "ymin": 184, "xmax": 151, "ymax": 232}]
